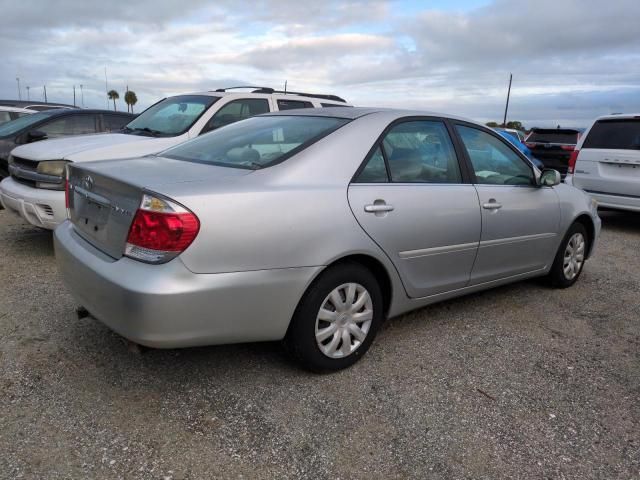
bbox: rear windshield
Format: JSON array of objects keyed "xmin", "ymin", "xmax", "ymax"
[
  {"xmin": 162, "ymin": 115, "xmax": 349, "ymax": 169},
  {"xmin": 527, "ymin": 130, "xmax": 579, "ymax": 144},
  {"xmin": 582, "ymin": 119, "xmax": 640, "ymax": 150},
  {"xmin": 0, "ymin": 110, "xmax": 59, "ymax": 137}
]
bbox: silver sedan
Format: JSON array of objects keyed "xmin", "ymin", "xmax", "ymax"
[{"xmin": 54, "ymin": 108, "xmax": 601, "ymax": 371}]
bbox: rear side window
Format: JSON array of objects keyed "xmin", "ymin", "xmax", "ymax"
[
  {"xmin": 355, "ymin": 120, "xmax": 461, "ymax": 184},
  {"xmin": 277, "ymin": 100, "xmax": 313, "ymax": 111},
  {"xmin": 582, "ymin": 119, "xmax": 640, "ymax": 150}
]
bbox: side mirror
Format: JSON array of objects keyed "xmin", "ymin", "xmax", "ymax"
[
  {"xmin": 540, "ymin": 169, "xmax": 561, "ymax": 187},
  {"xmin": 28, "ymin": 130, "xmax": 48, "ymax": 142}
]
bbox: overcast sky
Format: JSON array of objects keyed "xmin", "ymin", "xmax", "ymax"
[{"xmin": 1, "ymin": 0, "xmax": 638, "ymax": 127}]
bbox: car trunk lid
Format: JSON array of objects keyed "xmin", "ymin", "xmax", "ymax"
[{"xmin": 67, "ymin": 156, "xmax": 252, "ymax": 259}]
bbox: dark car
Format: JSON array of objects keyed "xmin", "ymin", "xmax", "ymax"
[
  {"xmin": 524, "ymin": 127, "xmax": 584, "ymax": 176},
  {"xmin": 0, "ymin": 109, "xmax": 135, "ymax": 178}
]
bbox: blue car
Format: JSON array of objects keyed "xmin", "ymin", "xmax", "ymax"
[{"xmin": 495, "ymin": 129, "xmax": 544, "ymax": 170}]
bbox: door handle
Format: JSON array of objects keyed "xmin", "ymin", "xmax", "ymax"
[
  {"xmin": 482, "ymin": 200, "xmax": 502, "ymax": 210},
  {"xmin": 365, "ymin": 204, "xmax": 394, "ymax": 213}
]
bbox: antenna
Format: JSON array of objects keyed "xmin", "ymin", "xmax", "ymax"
[{"xmin": 502, "ymin": 73, "xmax": 512, "ymax": 127}]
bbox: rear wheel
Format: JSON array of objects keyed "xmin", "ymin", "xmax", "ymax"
[
  {"xmin": 284, "ymin": 263, "xmax": 383, "ymax": 372},
  {"xmin": 547, "ymin": 222, "xmax": 588, "ymax": 288}
]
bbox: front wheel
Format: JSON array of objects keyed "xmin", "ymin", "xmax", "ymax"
[
  {"xmin": 284, "ymin": 263, "xmax": 383, "ymax": 372},
  {"xmin": 547, "ymin": 222, "xmax": 588, "ymax": 288}
]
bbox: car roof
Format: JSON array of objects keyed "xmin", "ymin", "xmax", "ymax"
[
  {"xmin": 182, "ymin": 90, "xmax": 347, "ymax": 104},
  {"xmin": 593, "ymin": 113, "xmax": 640, "ymax": 121},
  {"xmin": 260, "ymin": 106, "xmax": 485, "ymax": 124},
  {"xmin": 38, "ymin": 108, "xmax": 134, "ymax": 116},
  {"xmin": 0, "ymin": 99, "xmax": 76, "ymax": 109},
  {"xmin": 0, "ymin": 106, "xmax": 34, "ymax": 113}
]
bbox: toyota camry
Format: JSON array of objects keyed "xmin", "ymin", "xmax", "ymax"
[{"xmin": 54, "ymin": 108, "xmax": 600, "ymax": 371}]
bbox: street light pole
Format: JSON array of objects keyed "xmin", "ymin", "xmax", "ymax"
[
  {"xmin": 26, "ymin": 86, "xmax": 30, "ymax": 101},
  {"xmin": 80, "ymin": 84, "xmax": 84, "ymax": 107},
  {"xmin": 16, "ymin": 77, "xmax": 21, "ymax": 100}
]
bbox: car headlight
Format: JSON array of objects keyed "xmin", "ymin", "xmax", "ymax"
[
  {"xmin": 37, "ymin": 160, "xmax": 69, "ymax": 177},
  {"xmin": 591, "ymin": 197, "xmax": 598, "ymax": 210}
]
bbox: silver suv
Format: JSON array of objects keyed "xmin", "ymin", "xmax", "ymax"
[{"xmin": 567, "ymin": 114, "xmax": 640, "ymax": 212}]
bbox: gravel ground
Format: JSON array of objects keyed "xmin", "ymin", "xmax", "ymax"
[{"xmin": 0, "ymin": 208, "xmax": 638, "ymax": 480}]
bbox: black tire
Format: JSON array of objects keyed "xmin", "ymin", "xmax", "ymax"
[
  {"xmin": 547, "ymin": 222, "xmax": 589, "ymax": 288},
  {"xmin": 284, "ymin": 262, "xmax": 383, "ymax": 372}
]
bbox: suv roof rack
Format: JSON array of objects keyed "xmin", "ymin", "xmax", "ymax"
[{"xmin": 212, "ymin": 86, "xmax": 346, "ymax": 103}]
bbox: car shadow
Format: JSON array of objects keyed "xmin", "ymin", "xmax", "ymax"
[
  {"xmin": 598, "ymin": 209, "xmax": 640, "ymax": 234},
  {"xmin": 2, "ymin": 221, "xmax": 54, "ymax": 257}
]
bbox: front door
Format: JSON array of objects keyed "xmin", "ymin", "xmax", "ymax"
[
  {"xmin": 453, "ymin": 123, "xmax": 560, "ymax": 284},
  {"xmin": 348, "ymin": 119, "xmax": 481, "ymax": 298}
]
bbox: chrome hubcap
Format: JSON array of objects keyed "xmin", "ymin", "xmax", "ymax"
[
  {"xmin": 563, "ymin": 233, "xmax": 585, "ymax": 280},
  {"xmin": 315, "ymin": 283, "xmax": 373, "ymax": 359}
]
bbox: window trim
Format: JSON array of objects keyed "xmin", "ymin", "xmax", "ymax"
[
  {"xmin": 351, "ymin": 116, "xmax": 473, "ymax": 185},
  {"xmin": 450, "ymin": 120, "xmax": 538, "ymax": 188}
]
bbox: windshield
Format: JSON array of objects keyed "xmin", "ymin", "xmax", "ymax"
[
  {"xmin": 124, "ymin": 95, "xmax": 219, "ymax": 136},
  {"xmin": 163, "ymin": 115, "xmax": 350, "ymax": 169},
  {"xmin": 0, "ymin": 110, "xmax": 59, "ymax": 137}
]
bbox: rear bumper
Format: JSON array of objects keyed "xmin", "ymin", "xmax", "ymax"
[
  {"xmin": 0, "ymin": 177, "xmax": 66, "ymax": 229},
  {"xmin": 54, "ymin": 221, "xmax": 322, "ymax": 348}
]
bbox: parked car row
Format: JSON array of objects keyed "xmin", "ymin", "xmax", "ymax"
[
  {"xmin": 0, "ymin": 87, "xmax": 347, "ymax": 228},
  {"xmin": 4, "ymin": 84, "xmax": 636, "ymax": 371}
]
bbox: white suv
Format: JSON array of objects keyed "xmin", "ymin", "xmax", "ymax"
[
  {"xmin": 0, "ymin": 87, "xmax": 350, "ymax": 229},
  {"xmin": 567, "ymin": 113, "xmax": 640, "ymax": 212}
]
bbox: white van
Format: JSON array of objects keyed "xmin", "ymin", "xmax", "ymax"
[
  {"xmin": 0, "ymin": 87, "xmax": 350, "ymax": 229},
  {"xmin": 567, "ymin": 114, "xmax": 640, "ymax": 212}
]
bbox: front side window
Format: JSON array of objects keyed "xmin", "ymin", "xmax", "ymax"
[
  {"xmin": 163, "ymin": 115, "xmax": 349, "ymax": 170},
  {"xmin": 202, "ymin": 98, "xmax": 270, "ymax": 133},
  {"xmin": 457, "ymin": 125, "xmax": 534, "ymax": 186},
  {"xmin": 125, "ymin": 95, "xmax": 219, "ymax": 137},
  {"xmin": 103, "ymin": 114, "xmax": 132, "ymax": 132},
  {"xmin": 0, "ymin": 111, "xmax": 11, "ymax": 125},
  {"xmin": 583, "ymin": 119, "xmax": 640, "ymax": 150},
  {"xmin": 277, "ymin": 99, "xmax": 313, "ymax": 111}
]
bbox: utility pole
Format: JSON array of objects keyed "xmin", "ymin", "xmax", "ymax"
[
  {"xmin": 73, "ymin": 85, "xmax": 76, "ymax": 107},
  {"xmin": 284, "ymin": 80, "xmax": 287, "ymax": 93},
  {"xmin": 43, "ymin": 85, "xmax": 47, "ymax": 103},
  {"xmin": 26, "ymin": 86, "xmax": 30, "ymax": 101},
  {"xmin": 16, "ymin": 77, "xmax": 21, "ymax": 100},
  {"xmin": 80, "ymin": 84, "xmax": 84, "ymax": 107},
  {"xmin": 502, "ymin": 73, "xmax": 512, "ymax": 127}
]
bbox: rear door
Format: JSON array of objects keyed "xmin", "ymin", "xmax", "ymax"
[
  {"xmin": 572, "ymin": 118, "xmax": 640, "ymax": 197},
  {"xmin": 348, "ymin": 118, "xmax": 481, "ymax": 298},
  {"xmin": 453, "ymin": 123, "xmax": 560, "ymax": 284}
]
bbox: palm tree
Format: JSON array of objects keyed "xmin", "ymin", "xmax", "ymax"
[
  {"xmin": 107, "ymin": 90, "xmax": 119, "ymax": 111},
  {"xmin": 124, "ymin": 90, "xmax": 138, "ymax": 114}
]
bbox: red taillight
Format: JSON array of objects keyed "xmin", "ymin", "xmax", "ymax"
[
  {"xmin": 525, "ymin": 142, "xmax": 536, "ymax": 149},
  {"xmin": 127, "ymin": 210, "xmax": 199, "ymax": 251},
  {"xmin": 125, "ymin": 193, "xmax": 200, "ymax": 264},
  {"xmin": 560, "ymin": 145, "xmax": 575, "ymax": 151},
  {"xmin": 568, "ymin": 149, "xmax": 580, "ymax": 174}
]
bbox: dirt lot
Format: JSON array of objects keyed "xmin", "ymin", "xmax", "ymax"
[{"xmin": 0, "ymin": 208, "xmax": 638, "ymax": 479}]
